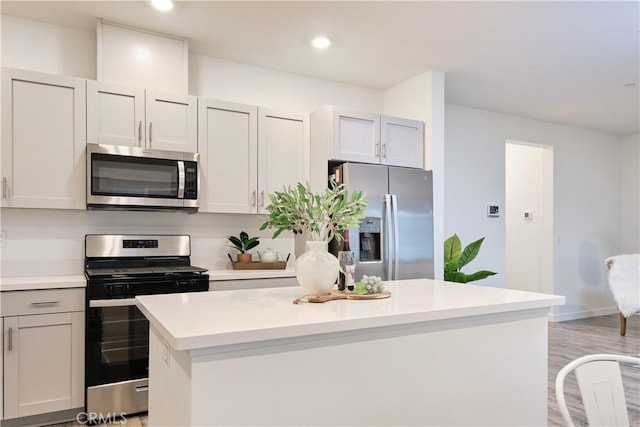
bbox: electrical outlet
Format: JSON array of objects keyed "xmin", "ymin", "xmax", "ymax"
[
  {"xmin": 162, "ymin": 341, "xmax": 170, "ymax": 367},
  {"xmin": 0, "ymin": 230, "xmax": 6, "ymax": 248}
]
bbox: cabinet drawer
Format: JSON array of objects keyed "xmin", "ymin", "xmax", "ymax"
[{"xmin": 1, "ymin": 288, "xmax": 84, "ymax": 316}]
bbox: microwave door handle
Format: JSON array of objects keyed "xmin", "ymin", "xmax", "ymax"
[{"xmin": 177, "ymin": 161, "xmax": 185, "ymax": 198}]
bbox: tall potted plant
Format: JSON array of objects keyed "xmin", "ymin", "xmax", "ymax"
[{"xmin": 260, "ymin": 180, "xmax": 367, "ymax": 295}]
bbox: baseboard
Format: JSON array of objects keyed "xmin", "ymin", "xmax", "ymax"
[
  {"xmin": 548, "ymin": 306, "xmax": 619, "ymax": 322},
  {"xmin": 0, "ymin": 407, "xmax": 83, "ymax": 427}
]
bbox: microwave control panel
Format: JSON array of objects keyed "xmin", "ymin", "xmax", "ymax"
[{"xmin": 184, "ymin": 161, "xmax": 198, "ymax": 199}]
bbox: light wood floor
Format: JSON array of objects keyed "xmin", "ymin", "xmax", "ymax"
[
  {"xmin": 547, "ymin": 313, "xmax": 639, "ymax": 426},
  {"xmin": 49, "ymin": 313, "xmax": 638, "ymax": 427}
]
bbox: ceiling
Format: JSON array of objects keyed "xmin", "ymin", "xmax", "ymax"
[{"xmin": 2, "ymin": 1, "xmax": 638, "ymax": 136}]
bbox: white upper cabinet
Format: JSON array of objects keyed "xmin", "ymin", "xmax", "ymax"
[
  {"xmin": 381, "ymin": 115, "xmax": 424, "ymax": 168},
  {"xmin": 311, "ymin": 106, "xmax": 424, "ymax": 169},
  {"xmin": 199, "ymin": 99, "xmax": 258, "ymax": 214},
  {"xmin": 257, "ymin": 108, "xmax": 309, "ymax": 214},
  {"xmin": 331, "ymin": 108, "xmax": 381, "ymax": 164},
  {"xmin": 87, "ymin": 81, "xmax": 197, "ymax": 153},
  {"xmin": 145, "ymin": 90, "xmax": 197, "ymax": 152},
  {"xmin": 86, "ymin": 80, "xmax": 145, "ymax": 147},
  {"xmin": 1, "ymin": 68, "xmax": 86, "ymax": 209},
  {"xmin": 198, "ymin": 99, "xmax": 309, "ymax": 214}
]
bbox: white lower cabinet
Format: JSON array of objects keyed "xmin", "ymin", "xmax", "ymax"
[{"xmin": 2, "ymin": 288, "xmax": 84, "ymax": 421}]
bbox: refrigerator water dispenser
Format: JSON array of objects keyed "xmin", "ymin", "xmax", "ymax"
[{"xmin": 359, "ymin": 218, "xmax": 381, "ymax": 262}]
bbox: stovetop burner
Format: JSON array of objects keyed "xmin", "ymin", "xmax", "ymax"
[{"xmin": 84, "ymin": 234, "xmax": 210, "ymax": 299}]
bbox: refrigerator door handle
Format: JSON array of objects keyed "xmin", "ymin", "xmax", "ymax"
[
  {"xmin": 391, "ymin": 194, "xmax": 400, "ymax": 280},
  {"xmin": 385, "ymin": 194, "xmax": 393, "ymax": 280}
]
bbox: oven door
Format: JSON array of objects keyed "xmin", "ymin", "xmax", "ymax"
[{"xmin": 86, "ymin": 298, "xmax": 149, "ymax": 415}]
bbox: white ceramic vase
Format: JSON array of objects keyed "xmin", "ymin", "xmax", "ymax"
[{"xmin": 295, "ymin": 241, "xmax": 339, "ymax": 295}]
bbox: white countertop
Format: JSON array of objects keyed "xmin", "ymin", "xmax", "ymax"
[
  {"xmin": 0, "ymin": 275, "xmax": 87, "ymax": 291},
  {"xmin": 136, "ymin": 279, "xmax": 565, "ymax": 351},
  {"xmin": 0, "ymin": 268, "xmax": 295, "ymax": 291},
  {"xmin": 207, "ymin": 268, "xmax": 296, "ymax": 280}
]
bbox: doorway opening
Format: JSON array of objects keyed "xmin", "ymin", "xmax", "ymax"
[{"xmin": 505, "ymin": 140, "xmax": 554, "ymax": 294}]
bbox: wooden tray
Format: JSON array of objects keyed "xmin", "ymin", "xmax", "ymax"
[
  {"xmin": 295, "ymin": 290, "xmax": 392, "ymax": 304},
  {"xmin": 231, "ymin": 261, "xmax": 287, "ymax": 270}
]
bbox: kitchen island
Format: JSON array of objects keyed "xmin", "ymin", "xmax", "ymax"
[{"xmin": 136, "ymin": 279, "xmax": 564, "ymax": 426}]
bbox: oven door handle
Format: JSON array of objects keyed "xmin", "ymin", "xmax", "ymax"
[{"xmin": 89, "ymin": 298, "xmax": 138, "ymax": 308}]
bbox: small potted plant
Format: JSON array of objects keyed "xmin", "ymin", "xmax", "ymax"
[{"xmin": 227, "ymin": 231, "xmax": 260, "ymax": 263}]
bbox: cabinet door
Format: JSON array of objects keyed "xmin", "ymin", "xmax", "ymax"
[
  {"xmin": 86, "ymin": 80, "xmax": 145, "ymax": 147},
  {"xmin": 1, "ymin": 68, "xmax": 86, "ymax": 209},
  {"xmin": 257, "ymin": 109, "xmax": 309, "ymax": 214},
  {"xmin": 381, "ymin": 116, "xmax": 424, "ymax": 168},
  {"xmin": 331, "ymin": 108, "xmax": 380, "ymax": 164},
  {"xmin": 145, "ymin": 90, "xmax": 197, "ymax": 152},
  {"xmin": 3, "ymin": 312, "xmax": 84, "ymax": 419},
  {"xmin": 198, "ymin": 99, "xmax": 258, "ymax": 213}
]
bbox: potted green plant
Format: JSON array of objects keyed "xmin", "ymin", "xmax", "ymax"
[
  {"xmin": 227, "ymin": 231, "xmax": 260, "ymax": 263},
  {"xmin": 260, "ymin": 180, "xmax": 368, "ymax": 295},
  {"xmin": 444, "ymin": 234, "xmax": 497, "ymax": 283}
]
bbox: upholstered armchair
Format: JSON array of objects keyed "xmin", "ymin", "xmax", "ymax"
[{"xmin": 605, "ymin": 254, "xmax": 640, "ymax": 336}]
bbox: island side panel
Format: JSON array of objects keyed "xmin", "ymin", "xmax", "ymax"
[
  {"xmin": 186, "ymin": 308, "xmax": 549, "ymax": 426},
  {"xmin": 148, "ymin": 326, "xmax": 193, "ymax": 426}
]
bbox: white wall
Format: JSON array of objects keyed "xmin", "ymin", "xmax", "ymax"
[
  {"xmin": 445, "ymin": 104, "xmax": 630, "ymax": 321},
  {"xmin": 190, "ymin": 54, "xmax": 382, "ymax": 113},
  {"xmin": 383, "ymin": 71, "xmax": 445, "ymax": 279},
  {"xmin": 505, "ymin": 141, "xmax": 553, "ymax": 294},
  {"xmin": 620, "ymin": 133, "xmax": 640, "ymax": 253},
  {"xmin": 1, "ymin": 15, "xmax": 96, "ymax": 79}
]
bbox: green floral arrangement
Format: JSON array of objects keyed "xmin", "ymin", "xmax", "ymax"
[{"xmin": 259, "ymin": 180, "xmax": 368, "ymax": 244}]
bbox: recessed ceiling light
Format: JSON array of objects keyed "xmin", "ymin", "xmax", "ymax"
[
  {"xmin": 311, "ymin": 36, "xmax": 331, "ymax": 49},
  {"xmin": 151, "ymin": 0, "xmax": 173, "ymax": 11}
]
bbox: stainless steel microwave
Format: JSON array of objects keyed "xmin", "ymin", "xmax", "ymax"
[{"xmin": 86, "ymin": 144, "xmax": 199, "ymax": 212}]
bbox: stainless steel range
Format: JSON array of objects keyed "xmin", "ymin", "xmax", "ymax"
[{"xmin": 84, "ymin": 235, "xmax": 209, "ymax": 416}]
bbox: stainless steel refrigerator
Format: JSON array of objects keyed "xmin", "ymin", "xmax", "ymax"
[{"xmin": 332, "ymin": 163, "xmax": 434, "ymax": 281}]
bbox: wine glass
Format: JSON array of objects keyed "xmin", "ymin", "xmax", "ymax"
[{"xmin": 337, "ymin": 251, "xmax": 356, "ymax": 292}]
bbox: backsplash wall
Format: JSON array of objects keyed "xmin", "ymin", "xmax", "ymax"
[{"xmin": 0, "ymin": 208, "xmax": 295, "ymax": 277}]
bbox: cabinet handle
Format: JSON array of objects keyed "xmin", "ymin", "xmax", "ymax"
[
  {"xmin": 260, "ymin": 191, "xmax": 265, "ymax": 207},
  {"xmin": 2, "ymin": 177, "xmax": 7, "ymax": 199},
  {"xmin": 135, "ymin": 385, "xmax": 149, "ymax": 393},
  {"xmin": 138, "ymin": 121, "xmax": 143, "ymax": 145},
  {"xmin": 382, "ymin": 144, "xmax": 387, "ymax": 158},
  {"xmin": 31, "ymin": 300, "xmax": 60, "ymax": 306},
  {"xmin": 149, "ymin": 122, "xmax": 153, "ymax": 145},
  {"xmin": 8, "ymin": 327, "xmax": 13, "ymax": 352},
  {"xmin": 375, "ymin": 143, "xmax": 380, "ymax": 158},
  {"xmin": 252, "ymin": 191, "xmax": 257, "ymax": 206}
]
